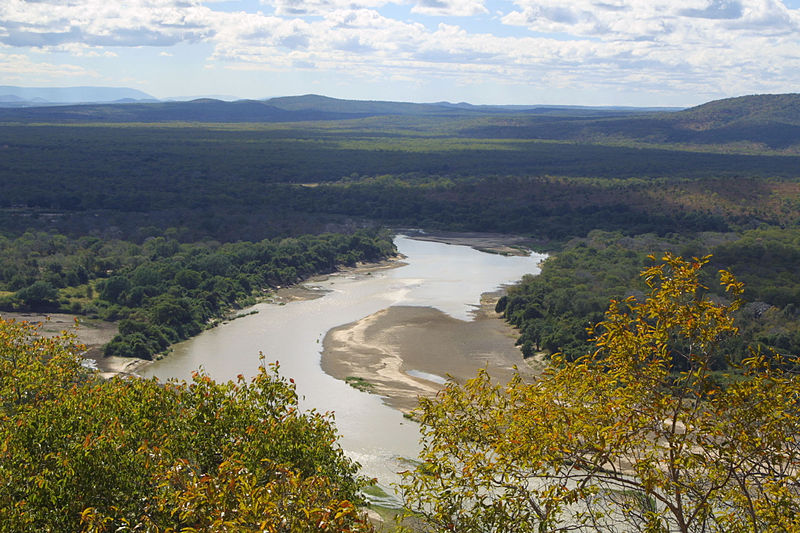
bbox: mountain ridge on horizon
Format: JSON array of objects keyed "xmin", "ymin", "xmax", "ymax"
[
  {"xmin": 262, "ymin": 93, "xmax": 682, "ymax": 113},
  {"xmin": 1, "ymin": 88, "xmax": 799, "ymax": 149},
  {"xmin": 0, "ymin": 85, "xmax": 683, "ymax": 111},
  {"xmin": 3, "ymin": 84, "xmax": 795, "ymax": 114},
  {"xmin": 0, "ymin": 90, "xmax": 680, "ymax": 124},
  {"xmin": 0, "ymin": 85, "xmax": 157, "ymax": 107}
]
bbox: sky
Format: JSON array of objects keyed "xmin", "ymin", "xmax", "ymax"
[{"xmin": 1, "ymin": 0, "xmax": 800, "ymax": 107}]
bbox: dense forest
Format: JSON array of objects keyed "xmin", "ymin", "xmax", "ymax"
[{"xmin": 1, "ymin": 125, "xmax": 797, "ymax": 242}]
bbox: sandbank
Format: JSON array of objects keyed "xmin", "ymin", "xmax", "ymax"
[
  {"xmin": 321, "ymin": 292, "xmax": 542, "ymax": 413},
  {"xmin": 270, "ymin": 258, "xmax": 406, "ymax": 304},
  {"xmin": 322, "ymin": 232, "xmax": 545, "ymax": 412},
  {"xmin": 397, "ymin": 228, "xmax": 541, "ymax": 257}
]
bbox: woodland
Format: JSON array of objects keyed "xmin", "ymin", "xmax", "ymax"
[
  {"xmin": 2, "ymin": 94, "xmax": 799, "ymax": 362},
  {"xmin": 1, "ymin": 93, "xmax": 799, "ymax": 531}
]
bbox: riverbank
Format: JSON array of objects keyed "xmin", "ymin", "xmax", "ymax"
[
  {"xmin": 321, "ymin": 290, "xmax": 543, "ymax": 413},
  {"xmin": 1, "ymin": 257, "xmax": 405, "ymax": 379},
  {"xmin": 397, "ymin": 229, "xmax": 541, "ymax": 256},
  {"xmin": 6, "ymin": 231, "xmax": 538, "ymax": 390},
  {"xmin": 269, "ymin": 257, "xmax": 405, "ymax": 304}
]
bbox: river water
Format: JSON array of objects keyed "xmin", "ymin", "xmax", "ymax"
[{"xmin": 140, "ymin": 236, "xmax": 545, "ymax": 494}]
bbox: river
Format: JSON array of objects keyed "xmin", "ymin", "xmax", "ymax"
[{"xmin": 140, "ymin": 235, "xmax": 545, "ymax": 495}]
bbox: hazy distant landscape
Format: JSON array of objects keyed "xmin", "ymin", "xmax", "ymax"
[{"xmin": 2, "ymin": 89, "xmax": 799, "ymax": 531}]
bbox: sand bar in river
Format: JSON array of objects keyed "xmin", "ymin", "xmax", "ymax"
[{"xmin": 321, "ymin": 291, "xmax": 541, "ymax": 413}]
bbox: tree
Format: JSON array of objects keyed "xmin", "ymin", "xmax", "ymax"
[
  {"xmin": 0, "ymin": 318, "xmax": 374, "ymax": 532},
  {"xmin": 399, "ymin": 254, "xmax": 800, "ymax": 532},
  {"xmin": 14, "ymin": 280, "xmax": 59, "ymax": 309}
]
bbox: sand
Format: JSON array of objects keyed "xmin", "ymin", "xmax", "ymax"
[
  {"xmin": 321, "ymin": 232, "xmax": 544, "ymax": 412},
  {"xmin": 396, "ymin": 229, "xmax": 541, "ymax": 257},
  {"xmin": 270, "ymin": 258, "xmax": 406, "ymax": 304},
  {"xmin": 321, "ymin": 292, "xmax": 542, "ymax": 413}
]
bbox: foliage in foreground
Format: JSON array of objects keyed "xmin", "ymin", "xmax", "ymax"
[
  {"xmin": 400, "ymin": 254, "xmax": 800, "ymax": 532},
  {"xmin": 0, "ymin": 318, "xmax": 374, "ymax": 532}
]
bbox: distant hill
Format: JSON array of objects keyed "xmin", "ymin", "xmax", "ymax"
[
  {"xmin": 656, "ymin": 94, "xmax": 800, "ymax": 148},
  {"xmin": 264, "ymin": 94, "xmax": 470, "ymax": 116},
  {"xmin": 0, "ymin": 86, "xmax": 156, "ymax": 107},
  {"xmin": 1, "ymin": 91, "xmax": 798, "ymax": 150},
  {"xmin": 0, "ymin": 99, "xmax": 359, "ymax": 123},
  {"xmin": 0, "ymin": 93, "xmax": 650, "ymax": 123},
  {"xmin": 264, "ymin": 94, "xmax": 664, "ymax": 117},
  {"xmin": 672, "ymin": 94, "xmax": 800, "ymax": 128},
  {"xmin": 460, "ymin": 94, "xmax": 800, "ymax": 150}
]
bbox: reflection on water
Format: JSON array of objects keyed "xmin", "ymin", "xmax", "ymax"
[{"xmin": 140, "ymin": 236, "xmax": 545, "ymax": 491}]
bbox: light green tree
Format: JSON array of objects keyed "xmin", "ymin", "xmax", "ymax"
[
  {"xmin": 0, "ymin": 318, "xmax": 374, "ymax": 532},
  {"xmin": 399, "ymin": 254, "xmax": 800, "ymax": 532}
]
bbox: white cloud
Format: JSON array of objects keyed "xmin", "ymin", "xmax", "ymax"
[
  {"xmin": 261, "ymin": 0, "xmax": 391, "ymax": 16},
  {"xmin": 0, "ymin": 49, "xmax": 97, "ymax": 79},
  {"xmin": 0, "ymin": 0, "xmax": 799, "ymax": 102},
  {"xmin": 411, "ymin": 0, "xmax": 488, "ymax": 16},
  {"xmin": 502, "ymin": 0, "xmax": 800, "ymax": 39},
  {"xmin": 0, "ymin": 0, "xmax": 214, "ymax": 48},
  {"xmin": 32, "ymin": 42, "xmax": 119, "ymax": 57},
  {"xmin": 493, "ymin": 0, "xmax": 800, "ymax": 95},
  {"xmin": 259, "ymin": 0, "xmax": 487, "ymax": 17}
]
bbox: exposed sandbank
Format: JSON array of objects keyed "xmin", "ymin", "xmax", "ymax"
[
  {"xmin": 270, "ymin": 258, "xmax": 405, "ymax": 304},
  {"xmin": 397, "ymin": 229, "xmax": 541, "ymax": 257},
  {"xmin": 322, "ymin": 232, "xmax": 545, "ymax": 412},
  {"xmin": 321, "ymin": 292, "xmax": 542, "ymax": 413}
]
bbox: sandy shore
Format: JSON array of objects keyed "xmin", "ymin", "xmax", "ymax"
[
  {"xmin": 397, "ymin": 229, "xmax": 541, "ymax": 256},
  {"xmin": 321, "ymin": 291, "xmax": 542, "ymax": 413}
]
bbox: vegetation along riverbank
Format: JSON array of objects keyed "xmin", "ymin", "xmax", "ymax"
[{"xmin": 0, "ymin": 229, "xmax": 397, "ymax": 367}]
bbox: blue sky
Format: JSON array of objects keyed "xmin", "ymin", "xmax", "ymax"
[{"xmin": 2, "ymin": 0, "xmax": 800, "ymax": 106}]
